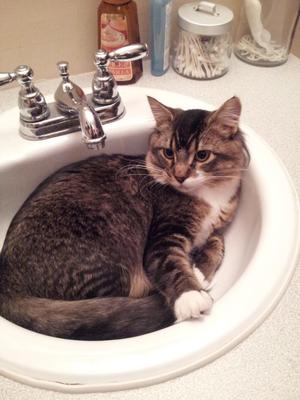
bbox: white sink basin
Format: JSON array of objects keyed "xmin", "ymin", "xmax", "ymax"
[{"xmin": 0, "ymin": 87, "xmax": 299, "ymax": 392}]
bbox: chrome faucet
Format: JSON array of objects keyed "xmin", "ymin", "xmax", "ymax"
[
  {"xmin": 0, "ymin": 65, "xmax": 49, "ymax": 122},
  {"xmin": 55, "ymin": 61, "xmax": 106, "ymax": 149},
  {"xmin": 92, "ymin": 43, "xmax": 148, "ymax": 106},
  {"xmin": 0, "ymin": 43, "xmax": 148, "ymax": 148}
]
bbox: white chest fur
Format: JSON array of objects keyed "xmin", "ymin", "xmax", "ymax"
[{"xmin": 193, "ymin": 178, "xmax": 240, "ymax": 248}]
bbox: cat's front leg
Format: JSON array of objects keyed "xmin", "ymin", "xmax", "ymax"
[
  {"xmin": 173, "ymin": 233, "xmax": 225, "ymax": 321},
  {"xmin": 191, "ymin": 233, "xmax": 225, "ymax": 285},
  {"xmin": 144, "ymin": 237, "xmax": 213, "ymax": 322}
]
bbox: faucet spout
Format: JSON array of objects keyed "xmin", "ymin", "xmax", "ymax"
[
  {"xmin": 55, "ymin": 61, "xmax": 106, "ymax": 149},
  {"xmin": 78, "ymin": 103, "xmax": 106, "ymax": 148}
]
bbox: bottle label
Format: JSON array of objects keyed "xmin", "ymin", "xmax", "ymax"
[
  {"xmin": 164, "ymin": 2, "xmax": 172, "ymax": 71},
  {"xmin": 100, "ymin": 13, "xmax": 133, "ymax": 81}
]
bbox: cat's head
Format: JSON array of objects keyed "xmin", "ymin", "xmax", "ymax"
[{"xmin": 146, "ymin": 96, "xmax": 249, "ymax": 195}]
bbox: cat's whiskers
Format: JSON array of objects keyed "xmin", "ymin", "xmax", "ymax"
[
  {"xmin": 118, "ymin": 157, "xmax": 147, "ymax": 166},
  {"xmin": 139, "ymin": 164, "xmax": 169, "ymax": 191},
  {"xmin": 115, "ymin": 162, "xmax": 166, "ymax": 197},
  {"xmin": 115, "ymin": 164, "xmax": 149, "ymax": 180},
  {"xmin": 178, "ymin": 172, "xmax": 242, "ymax": 194},
  {"xmin": 139, "ymin": 179, "xmax": 168, "ymax": 199},
  {"xmin": 115, "ymin": 162, "xmax": 169, "ymax": 199},
  {"xmin": 117, "ymin": 162, "xmax": 164, "ymax": 178},
  {"xmin": 121, "ymin": 173, "xmax": 149, "ymax": 177},
  {"xmin": 117, "ymin": 164, "xmax": 147, "ymax": 173},
  {"xmin": 145, "ymin": 162, "xmax": 170, "ymax": 183},
  {"xmin": 215, "ymin": 167, "xmax": 249, "ymax": 173}
]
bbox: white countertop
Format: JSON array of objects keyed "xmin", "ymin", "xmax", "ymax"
[{"xmin": 0, "ymin": 55, "xmax": 300, "ymax": 399}]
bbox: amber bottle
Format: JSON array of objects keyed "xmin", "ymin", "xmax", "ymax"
[{"xmin": 98, "ymin": 0, "xmax": 143, "ymax": 84}]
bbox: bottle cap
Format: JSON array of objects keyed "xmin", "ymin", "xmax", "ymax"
[{"xmin": 178, "ymin": 1, "xmax": 233, "ymax": 36}]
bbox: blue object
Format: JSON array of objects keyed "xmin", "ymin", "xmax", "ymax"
[{"xmin": 150, "ymin": 0, "xmax": 173, "ymax": 76}]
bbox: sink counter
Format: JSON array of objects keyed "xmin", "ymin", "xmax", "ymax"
[{"xmin": 0, "ymin": 55, "xmax": 300, "ymax": 400}]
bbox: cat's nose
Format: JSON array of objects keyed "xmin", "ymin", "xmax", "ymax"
[{"xmin": 174, "ymin": 175, "xmax": 186, "ymax": 184}]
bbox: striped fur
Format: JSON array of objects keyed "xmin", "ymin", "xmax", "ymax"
[{"xmin": 0, "ymin": 96, "xmax": 249, "ymax": 339}]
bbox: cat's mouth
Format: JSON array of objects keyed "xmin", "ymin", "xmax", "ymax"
[
  {"xmin": 149, "ymin": 171, "xmax": 207, "ymax": 194},
  {"xmin": 165, "ymin": 178, "xmax": 203, "ymax": 196},
  {"xmin": 170, "ymin": 175, "xmax": 208, "ymax": 192},
  {"xmin": 146, "ymin": 160, "xmax": 213, "ymax": 195}
]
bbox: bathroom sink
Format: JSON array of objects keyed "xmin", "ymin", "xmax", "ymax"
[{"xmin": 0, "ymin": 87, "xmax": 299, "ymax": 392}]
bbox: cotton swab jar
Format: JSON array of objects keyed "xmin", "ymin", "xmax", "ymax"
[{"xmin": 173, "ymin": 1, "xmax": 234, "ymax": 80}]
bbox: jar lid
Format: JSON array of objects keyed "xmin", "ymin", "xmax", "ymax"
[{"xmin": 178, "ymin": 1, "xmax": 233, "ymax": 36}]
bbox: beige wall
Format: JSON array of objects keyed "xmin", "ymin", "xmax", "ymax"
[
  {"xmin": 0, "ymin": 0, "xmax": 100, "ymax": 79},
  {"xmin": 0, "ymin": 0, "xmax": 299, "ymax": 80}
]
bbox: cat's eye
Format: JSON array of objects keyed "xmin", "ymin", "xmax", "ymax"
[
  {"xmin": 196, "ymin": 150, "xmax": 211, "ymax": 162},
  {"xmin": 163, "ymin": 148, "xmax": 174, "ymax": 159}
]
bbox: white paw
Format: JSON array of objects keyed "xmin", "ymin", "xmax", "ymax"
[
  {"xmin": 192, "ymin": 266, "xmax": 210, "ymax": 289},
  {"xmin": 174, "ymin": 290, "xmax": 213, "ymax": 322}
]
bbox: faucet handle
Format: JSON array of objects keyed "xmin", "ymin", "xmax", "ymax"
[
  {"xmin": 93, "ymin": 50, "xmax": 119, "ymax": 106},
  {"xmin": 92, "ymin": 43, "xmax": 148, "ymax": 106},
  {"xmin": 0, "ymin": 65, "xmax": 34, "ymax": 87},
  {"xmin": 0, "ymin": 71, "xmax": 17, "ymax": 86},
  {"xmin": 94, "ymin": 43, "xmax": 148, "ymax": 67},
  {"xmin": 108, "ymin": 43, "xmax": 148, "ymax": 62},
  {"xmin": 0, "ymin": 65, "xmax": 49, "ymax": 122},
  {"xmin": 94, "ymin": 50, "xmax": 110, "ymax": 68}
]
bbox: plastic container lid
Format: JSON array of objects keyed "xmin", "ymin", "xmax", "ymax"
[{"xmin": 177, "ymin": 1, "xmax": 234, "ymax": 36}]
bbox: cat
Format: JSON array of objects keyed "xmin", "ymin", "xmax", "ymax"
[{"xmin": 0, "ymin": 96, "xmax": 249, "ymax": 340}]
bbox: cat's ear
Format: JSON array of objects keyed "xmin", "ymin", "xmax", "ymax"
[
  {"xmin": 208, "ymin": 97, "xmax": 241, "ymax": 136},
  {"xmin": 147, "ymin": 96, "xmax": 175, "ymax": 126}
]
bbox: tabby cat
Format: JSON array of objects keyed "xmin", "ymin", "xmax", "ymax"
[{"xmin": 0, "ymin": 96, "xmax": 249, "ymax": 340}]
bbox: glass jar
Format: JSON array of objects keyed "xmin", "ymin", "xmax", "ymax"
[
  {"xmin": 173, "ymin": 1, "xmax": 234, "ymax": 80},
  {"xmin": 234, "ymin": 0, "xmax": 300, "ymax": 66}
]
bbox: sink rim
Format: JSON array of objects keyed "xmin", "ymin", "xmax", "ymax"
[{"xmin": 0, "ymin": 88, "xmax": 299, "ymax": 393}]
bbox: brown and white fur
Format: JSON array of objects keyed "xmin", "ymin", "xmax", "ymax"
[
  {"xmin": 0, "ymin": 96, "xmax": 249, "ymax": 340},
  {"xmin": 145, "ymin": 96, "xmax": 248, "ymax": 321}
]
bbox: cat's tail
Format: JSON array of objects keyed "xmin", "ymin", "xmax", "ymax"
[{"xmin": 0, "ymin": 293, "xmax": 175, "ymax": 340}]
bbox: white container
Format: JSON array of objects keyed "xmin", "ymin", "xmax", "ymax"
[{"xmin": 173, "ymin": 1, "xmax": 234, "ymax": 80}]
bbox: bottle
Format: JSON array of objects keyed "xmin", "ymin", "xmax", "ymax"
[
  {"xmin": 150, "ymin": 0, "xmax": 173, "ymax": 76},
  {"xmin": 98, "ymin": 0, "xmax": 143, "ymax": 84}
]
